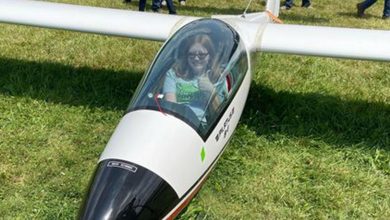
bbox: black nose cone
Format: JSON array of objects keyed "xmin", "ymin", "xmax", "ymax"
[{"xmin": 79, "ymin": 160, "xmax": 179, "ymax": 220}]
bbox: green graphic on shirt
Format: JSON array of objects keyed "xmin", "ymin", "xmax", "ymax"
[{"xmin": 176, "ymin": 83, "xmax": 199, "ymax": 103}]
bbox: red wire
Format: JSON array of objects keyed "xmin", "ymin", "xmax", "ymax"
[{"xmin": 154, "ymin": 94, "xmax": 167, "ymax": 116}]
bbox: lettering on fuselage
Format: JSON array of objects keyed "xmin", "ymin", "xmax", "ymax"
[
  {"xmin": 107, "ymin": 161, "xmax": 138, "ymax": 173},
  {"xmin": 215, "ymin": 107, "xmax": 235, "ymax": 142}
]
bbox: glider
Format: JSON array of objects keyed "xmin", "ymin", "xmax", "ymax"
[{"xmin": 0, "ymin": 0, "xmax": 389, "ymax": 219}]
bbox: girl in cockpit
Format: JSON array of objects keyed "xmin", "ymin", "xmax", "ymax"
[{"xmin": 163, "ymin": 34, "xmax": 230, "ymax": 124}]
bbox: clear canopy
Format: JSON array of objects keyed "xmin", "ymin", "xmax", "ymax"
[{"xmin": 128, "ymin": 19, "xmax": 248, "ymax": 138}]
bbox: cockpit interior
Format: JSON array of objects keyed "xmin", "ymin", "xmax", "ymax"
[{"xmin": 128, "ymin": 19, "xmax": 248, "ymax": 138}]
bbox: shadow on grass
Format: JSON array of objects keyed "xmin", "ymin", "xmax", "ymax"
[
  {"xmin": 1, "ymin": 57, "xmax": 388, "ymax": 149},
  {"xmin": 337, "ymin": 12, "xmax": 380, "ymax": 19},
  {"xmin": 279, "ymin": 13, "xmax": 330, "ymax": 23},
  {"xmin": 242, "ymin": 83, "xmax": 389, "ymax": 149},
  {"xmin": 0, "ymin": 57, "xmax": 143, "ymax": 111}
]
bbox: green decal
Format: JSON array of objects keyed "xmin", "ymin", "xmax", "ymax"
[{"xmin": 201, "ymin": 147, "xmax": 206, "ymax": 162}]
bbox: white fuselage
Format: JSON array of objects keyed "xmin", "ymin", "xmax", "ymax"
[
  {"xmin": 80, "ymin": 17, "xmax": 256, "ymax": 219},
  {"xmin": 100, "ymin": 57, "xmax": 252, "ymax": 200}
]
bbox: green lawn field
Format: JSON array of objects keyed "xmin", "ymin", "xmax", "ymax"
[{"xmin": 0, "ymin": 0, "xmax": 389, "ymax": 219}]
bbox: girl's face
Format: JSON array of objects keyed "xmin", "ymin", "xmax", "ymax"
[{"xmin": 187, "ymin": 43, "xmax": 210, "ymax": 75}]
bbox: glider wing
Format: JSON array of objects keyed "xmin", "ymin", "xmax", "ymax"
[
  {"xmin": 258, "ymin": 24, "xmax": 390, "ymax": 61},
  {"xmin": 0, "ymin": 0, "xmax": 196, "ymax": 41}
]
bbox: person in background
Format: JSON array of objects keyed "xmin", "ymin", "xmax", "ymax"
[
  {"xmin": 138, "ymin": 0, "xmax": 161, "ymax": 12},
  {"xmin": 161, "ymin": 0, "xmax": 177, "ymax": 14},
  {"xmin": 281, "ymin": 0, "xmax": 311, "ymax": 10},
  {"xmin": 357, "ymin": 0, "xmax": 390, "ymax": 19},
  {"xmin": 162, "ymin": 0, "xmax": 186, "ymax": 6},
  {"xmin": 124, "ymin": 0, "xmax": 163, "ymax": 13}
]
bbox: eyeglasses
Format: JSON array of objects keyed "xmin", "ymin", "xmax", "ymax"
[{"xmin": 188, "ymin": 52, "xmax": 209, "ymax": 60}]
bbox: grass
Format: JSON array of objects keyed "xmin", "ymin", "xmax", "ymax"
[{"xmin": 0, "ymin": 0, "xmax": 389, "ymax": 219}]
